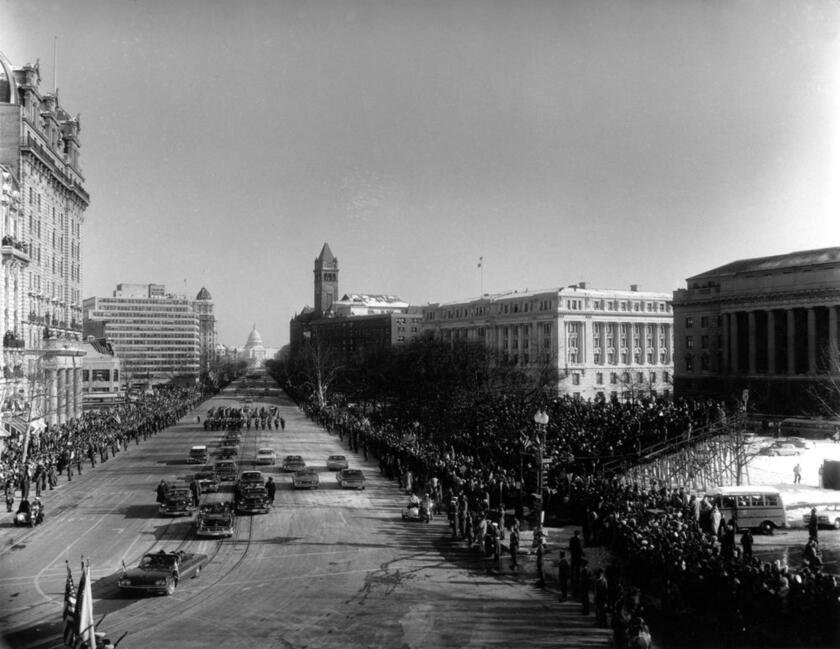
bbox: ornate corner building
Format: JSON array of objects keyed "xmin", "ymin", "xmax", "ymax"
[
  {"xmin": 672, "ymin": 247, "xmax": 840, "ymax": 414},
  {"xmin": 0, "ymin": 51, "xmax": 88, "ymax": 427}
]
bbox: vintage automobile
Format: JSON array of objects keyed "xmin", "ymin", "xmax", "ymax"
[
  {"xmin": 326, "ymin": 455, "xmax": 349, "ymax": 471},
  {"xmin": 292, "ymin": 468, "xmax": 320, "ymax": 489},
  {"xmin": 766, "ymin": 442, "xmax": 801, "ymax": 456},
  {"xmin": 195, "ymin": 499, "xmax": 236, "ymax": 538},
  {"xmin": 159, "ymin": 485, "xmax": 196, "ymax": 516},
  {"xmin": 13, "ymin": 498, "xmax": 44, "ymax": 527},
  {"xmin": 282, "ymin": 455, "xmax": 306, "ymax": 472},
  {"xmin": 217, "ymin": 440, "xmax": 239, "ymax": 457},
  {"xmin": 194, "ymin": 469, "xmax": 220, "ymax": 494},
  {"xmin": 803, "ymin": 504, "xmax": 840, "ymax": 530},
  {"xmin": 118, "ymin": 550, "xmax": 207, "ymax": 596},
  {"xmin": 236, "ymin": 485, "xmax": 270, "ymax": 514},
  {"xmin": 255, "ymin": 448, "xmax": 277, "ymax": 465},
  {"xmin": 214, "ymin": 460, "xmax": 238, "ymax": 483},
  {"xmin": 337, "ymin": 469, "xmax": 366, "ymax": 490},
  {"xmin": 188, "ymin": 445, "xmax": 209, "ymax": 464},
  {"xmin": 238, "ymin": 470, "xmax": 265, "ymax": 488}
]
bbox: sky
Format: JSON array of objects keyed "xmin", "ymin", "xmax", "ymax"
[{"xmin": 2, "ymin": 0, "xmax": 839, "ymax": 348}]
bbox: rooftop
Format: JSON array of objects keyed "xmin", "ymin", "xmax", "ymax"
[{"xmin": 687, "ymin": 247, "xmax": 840, "ymax": 281}]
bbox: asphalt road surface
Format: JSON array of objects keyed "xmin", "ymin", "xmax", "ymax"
[{"xmin": 0, "ymin": 378, "xmax": 611, "ymax": 649}]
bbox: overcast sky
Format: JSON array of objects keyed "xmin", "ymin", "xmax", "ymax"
[{"xmin": 2, "ymin": 0, "xmax": 839, "ymax": 347}]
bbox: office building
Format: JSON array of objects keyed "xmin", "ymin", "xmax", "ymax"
[
  {"xmin": 672, "ymin": 247, "xmax": 840, "ymax": 414},
  {"xmin": 83, "ymin": 284, "xmax": 200, "ymax": 387},
  {"xmin": 422, "ymin": 283, "xmax": 674, "ymax": 401}
]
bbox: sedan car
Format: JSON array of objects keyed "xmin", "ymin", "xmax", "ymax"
[
  {"xmin": 194, "ymin": 469, "xmax": 220, "ymax": 494},
  {"xmin": 236, "ymin": 486, "xmax": 270, "ymax": 514},
  {"xmin": 282, "ymin": 455, "xmax": 306, "ymax": 472},
  {"xmin": 336, "ymin": 469, "xmax": 366, "ymax": 490},
  {"xmin": 159, "ymin": 486, "xmax": 196, "ymax": 516},
  {"xmin": 239, "ymin": 470, "xmax": 265, "ymax": 488},
  {"xmin": 326, "ymin": 455, "xmax": 349, "ymax": 471},
  {"xmin": 803, "ymin": 504, "xmax": 840, "ymax": 530},
  {"xmin": 292, "ymin": 468, "xmax": 320, "ymax": 489},
  {"xmin": 255, "ymin": 448, "xmax": 277, "ymax": 465},
  {"xmin": 767, "ymin": 442, "xmax": 800, "ymax": 456},
  {"xmin": 214, "ymin": 460, "xmax": 238, "ymax": 482},
  {"xmin": 118, "ymin": 550, "xmax": 207, "ymax": 596}
]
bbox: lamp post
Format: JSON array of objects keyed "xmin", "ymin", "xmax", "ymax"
[{"xmin": 533, "ymin": 409, "xmax": 549, "ymax": 526}]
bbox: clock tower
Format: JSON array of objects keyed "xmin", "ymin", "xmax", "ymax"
[{"xmin": 314, "ymin": 243, "xmax": 339, "ymax": 317}]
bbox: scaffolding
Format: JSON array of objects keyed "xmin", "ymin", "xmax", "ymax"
[{"xmin": 603, "ymin": 414, "xmax": 752, "ymax": 491}]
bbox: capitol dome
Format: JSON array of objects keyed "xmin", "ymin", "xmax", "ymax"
[{"xmin": 245, "ymin": 324, "xmax": 264, "ymax": 349}]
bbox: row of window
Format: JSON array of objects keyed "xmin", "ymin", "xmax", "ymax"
[{"xmin": 570, "ymin": 370, "xmax": 671, "ymax": 385}]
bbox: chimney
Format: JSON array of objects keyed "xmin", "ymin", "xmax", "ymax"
[
  {"xmin": 630, "ymin": 284, "xmax": 638, "ymax": 292},
  {"xmin": 578, "ymin": 281, "xmax": 587, "ymax": 289}
]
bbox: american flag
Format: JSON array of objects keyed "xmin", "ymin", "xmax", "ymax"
[{"xmin": 62, "ymin": 562, "xmax": 76, "ymax": 646}]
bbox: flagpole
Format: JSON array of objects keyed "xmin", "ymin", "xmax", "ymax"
[{"xmin": 478, "ymin": 256, "xmax": 484, "ymax": 296}]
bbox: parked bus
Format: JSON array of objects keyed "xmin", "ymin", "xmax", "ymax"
[
  {"xmin": 706, "ymin": 485, "xmax": 786, "ymax": 535},
  {"xmin": 780, "ymin": 418, "xmax": 840, "ymax": 441}
]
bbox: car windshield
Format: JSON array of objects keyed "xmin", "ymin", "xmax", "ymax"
[
  {"xmin": 141, "ymin": 554, "xmax": 175, "ymax": 569},
  {"xmin": 329, "ymin": 456, "xmax": 345, "ymax": 461}
]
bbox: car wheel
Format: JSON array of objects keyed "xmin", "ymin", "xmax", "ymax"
[
  {"xmin": 166, "ymin": 579, "xmax": 176, "ymax": 595},
  {"xmin": 760, "ymin": 521, "xmax": 774, "ymax": 536},
  {"xmin": 834, "ymin": 518, "xmax": 840, "ymax": 530}
]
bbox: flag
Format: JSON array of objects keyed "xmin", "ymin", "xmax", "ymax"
[
  {"xmin": 73, "ymin": 562, "xmax": 95, "ymax": 649},
  {"xmin": 62, "ymin": 561, "xmax": 77, "ymax": 646},
  {"xmin": 477, "ymin": 256, "xmax": 483, "ymax": 268}
]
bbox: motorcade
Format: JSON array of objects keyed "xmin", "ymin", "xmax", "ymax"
[
  {"xmin": 188, "ymin": 445, "xmax": 209, "ymax": 464},
  {"xmin": 336, "ymin": 469, "xmax": 366, "ymax": 490},
  {"xmin": 195, "ymin": 497, "xmax": 235, "ymax": 538},
  {"xmin": 292, "ymin": 468, "xmax": 320, "ymax": 489},
  {"xmin": 214, "ymin": 460, "xmax": 238, "ymax": 483},
  {"xmin": 707, "ymin": 485, "xmax": 786, "ymax": 534},
  {"xmin": 159, "ymin": 484, "xmax": 196, "ymax": 516},
  {"xmin": 803, "ymin": 503, "xmax": 840, "ymax": 530},
  {"xmin": 13, "ymin": 498, "xmax": 44, "ymax": 527},
  {"xmin": 282, "ymin": 455, "xmax": 306, "ymax": 472},
  {"xmin": 326, "ymin": 455, "xmax": 349, "ymax": 471},
  {"xmin": 118, "ymin": 550, "xmax": 207, "ymax": 596},
  {"xmin": 238, "ymin": 470, "xmax": 265, "ymax": 488},
  {"xmin": 255, "ymin": 448, "xmax": 277, "ymax": 465},
  {"xmin": 194, "ymin": 469, "xmax": 220, "ymax": 494},
  {"xmin": 235, "ymin": 485, "xmax": 270, "ymax": 514}
]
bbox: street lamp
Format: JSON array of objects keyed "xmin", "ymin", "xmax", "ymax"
[{"xmin": 533, "ymin": 410, "xmax": 549, "ymax": 526}]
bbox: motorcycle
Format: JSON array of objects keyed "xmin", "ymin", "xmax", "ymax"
[
  {"xmin": 13, "ymin": 499, "xmax": 44, "ymax": 527},
  {"xmin": 401, "ymin": 499, "xmax": 430, "ymax": 523}
]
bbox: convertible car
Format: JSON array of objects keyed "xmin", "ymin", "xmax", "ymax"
[
  {"xmin": 118, "ymin": 550, "xmax": 207, "ymax": 596},
  {"xmin": 195, "ymin": 501, "xmax": 236, "ymax": 538},
  {"xmin": 194, "ymin": 469, "xmax": 220, "ymax": 494},
  {"xmin": 214, "ymin": 460, "xmax": 238, "ymax": 483},
  {"xmin": 336, "ymin": 469, "xmax": 366, "ymax": 490},
  {"xmin": 159, "ymin": 485, "xmax": 196, "ymax": 516},
  {"xmin": 292, "ymin": 468, "xmax": 320, "ymax": 489}
]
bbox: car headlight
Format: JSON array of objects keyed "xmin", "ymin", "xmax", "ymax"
[
  {"xmin": 155, "ymin": 579, "xmax": 167, "ymax": 586},
  {"xmin": 118, "ymin": 578, "xmax": 130, "ymax": 587}
]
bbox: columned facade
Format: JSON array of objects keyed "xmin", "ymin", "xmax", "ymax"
[{"xmin": 673, "ymin": 247, "xmax": 840, "ymax": 414}]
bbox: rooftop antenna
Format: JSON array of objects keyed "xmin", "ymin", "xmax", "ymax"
[{"xmin": 477, "ymin": 256, "xmax": 484, "ymax": 296}]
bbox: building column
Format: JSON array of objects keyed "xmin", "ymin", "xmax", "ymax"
[
  {"xmin": 74, "ymin": 367, "xmax": 83, "ymax": 419},
  {"xmin": 767, "ymin": 310, "xmax": 776, "ymax": 374},
  {"xmin": 47, "ymin": 369, "xmax": 58, "ymax": 427},
  {"xmin": 722, "ymin": 314, "xmax": 729, "ymax": 373},
  {"xmin": 65, "ymin": 368, "xmax": 75, "ymax": 421},
  {"xmin": 830, "ymin": 306, "xmax": 839, "ymax": 359},
  {"xmin": 807, "ymin": 307, "xmax": 817, "ymax": 374},
  {"xmin": 57, "ymin": 369, "xmax": 66, "ymax": 425},
  {"xmin": 747, "ymin": 311, "xmax": 756, "ymax": 375},
  {"xmin": 787, "ymin": 309, "xmax": 796, "ymax": 375},
  {"xmin": 730, "ymin": 312, "xmax": 739, "ymax": 374}
]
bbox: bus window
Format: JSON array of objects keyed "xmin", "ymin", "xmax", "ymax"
[
  {"xmin": 737, "ymin": 495, "xmax": 750, "ymax": 508},
  {"xmin": 722, "ymin": 496, "xmax": 736, "ymax": 508},
  {"xmin": 764, "ymin": 494, "xmax": 779, "ymax": 506},
  {"xmin": 751, "ymin": 495, "xmax": 763, "ymax": 507}
]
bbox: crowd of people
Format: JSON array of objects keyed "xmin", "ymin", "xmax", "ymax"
[
  {"xmin": 300, "ymin": 393, "xmax": 839, "ymax": 648},
  {"xmin": 203, "ymin": 404, "xmax": 284, "ymax": 432},
  {"xmin": 1, "ymin": 386, "xmax": 202, "ymax": 513}
]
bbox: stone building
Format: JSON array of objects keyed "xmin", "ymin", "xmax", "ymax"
[
  {"xmin": 422, "ymin": 283, "xmax": 674, "ymax": 401},
  {"xmin": 0, "ymin": 51, "xmax": 88, "ymax": 427},
  {"xmin": 194, "ymin": 286, "xmax": 216, "ymax": 374},
  {"xmin": 672, "ymin": 247, "xmax": 840, "ymax": 414}
]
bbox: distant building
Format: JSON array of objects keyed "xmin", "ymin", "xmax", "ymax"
[
  {"xmin": 81, "ymin": 337, "xmax": 122, "ymax": 408},
  {"xmin": 194, "ymin": 286, "xmax": 217, "ymax": 374},
  {"xmin": 422, "ymin": 283, "xmax": 674, "ymax": 401},
  {"xmin": 83, "ymin": 283, "xmax": 200, "ymax": 387},
  {"xmin": 289, "ymin": 243, "xmax": 422, "ymax": 362},
  {"xmin": 672, "ymin": 247, "xmax": 840, "ymax": 414},
  {"xmin": 242, "ymin": 324, "xmax": 267, "ymax": 366}
]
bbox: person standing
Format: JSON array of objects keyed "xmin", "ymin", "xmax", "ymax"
[
  {"xmin": 508, "ymin": 520, "xmax": 520, "ymax": 570},
  {"xmin": 808, "ymin": 507, "xmax": 819, "ymax": 541},
  {"xmin": 4, "ymin": 480, "xmax": 14, "ymax": 513},
  {"xmin": 557, "ymin": 550, "xmax": 570, "ymax": 601},
  {"xmin": 266, "ymin": 477, "xmax": 276, "ymax": 505},
  {"xmin": 740, "ymin": 528, "xmax": 754, "ymax": 562},
  {"xmin": 793, "ymin": 463, "xmax": 802, "ymax": 484},
  {"xmin": 579, "ymin": 559, "xmax": 592, "ymax": 615},
  {"xmin": 534, "ymin": 528, "xmax": 546, "ymax": 588},
  {"xmin": 569, "ymin": 530, "xmax": 583, "ymax": 593},
  {"xmin": 594, "ymin": 568, "xmax": 609, "ymax": 626}
]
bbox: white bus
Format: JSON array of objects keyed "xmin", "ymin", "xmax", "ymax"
[{"xmin": 707, "ymin": 485, "xmax": 786, "ymax": 535}]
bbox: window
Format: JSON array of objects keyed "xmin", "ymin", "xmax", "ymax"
[
  {"xmin": 685, "ymin": 355, "xmax": 694, "ymax": 371},
  {"xmin": 685, "ymin": 317, "xmax": 694, "ymax": 328},
  {"xmin": 595, "ymin": 372, "xmax": 603, "ymax": 385},
  {"xmin": 649, "ymin": 371, "xmax": 656, "ymax": 384},
  {"xmin": 610, "ymin": 372, "xmax": 618, "ymax": 385},
  {"xmin": 701, "ymin": 335, "xmax": 708, "ymax": 349},
  {"xmin": 701, "ymin": 355, "xmax": 711, "ymax": 370},
  {"xmin": 686, "ymin": 336, "xmax": 694, "ymax": 349},
  {"xmin": 572, "ymin": 373, "xmax": 580, "ymax": 385},
  {"xmin": 663, "ymin": 371, "xmax": 670, "ymax": 383},
  {"xmin": 700, "ymin": 316, "xmax": 709, "ymax": 328}
]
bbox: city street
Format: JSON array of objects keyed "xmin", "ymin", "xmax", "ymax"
[{"xmin": 0, "ymin": 380, "xmax": 611, "ymax": 649}]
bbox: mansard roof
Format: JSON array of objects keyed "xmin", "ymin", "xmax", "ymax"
[
  {"xmin": 195, "ymin": 286, "xmax": 212, "ymax": 300},
  {"xmin": 687, "ymin": 247, "xmax": 840, "ymax": 281}
]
